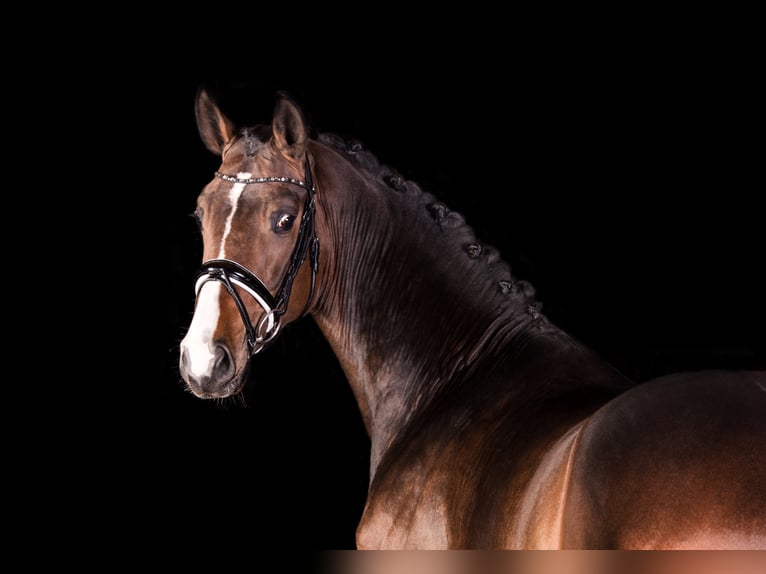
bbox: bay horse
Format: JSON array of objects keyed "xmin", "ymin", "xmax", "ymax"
[{"xmin": 178, "ymin": 87, "xmax": 766, "ymax": 549}]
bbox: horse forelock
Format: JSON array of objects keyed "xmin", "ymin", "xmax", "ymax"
[{"xmin": 237, "ymin": 125, "xmax": 271, "ymax": 157}]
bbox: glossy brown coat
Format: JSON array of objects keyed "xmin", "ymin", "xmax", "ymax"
[{"xmin": 179, "ymin": 89, "xmax": 766, "ymax": 549}]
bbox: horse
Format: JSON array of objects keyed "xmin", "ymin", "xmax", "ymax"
[{"xmin": 177, "ymin": 87, "xmax": 766, "ymax": 549}]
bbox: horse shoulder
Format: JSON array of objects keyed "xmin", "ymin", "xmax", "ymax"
[
  {"xmin": 561, "ymin": 369, "xmax": 766, "ymax": 549},
  {"xmin": 355, "ymin": 396, "xmax": 598, "ymax": 549}
]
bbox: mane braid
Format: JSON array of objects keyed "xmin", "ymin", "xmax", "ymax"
[{"xmin": 316, "ymin": 131, "xmax": 542, "ymax": 315}]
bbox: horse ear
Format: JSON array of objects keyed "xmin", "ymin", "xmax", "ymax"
[
  {"xmin": 195, "ymin": 87, "xmax": 237, "ymax": 155},
  {"xmin": 272, "ymin": 91, "xmax": 308, "ymax": 162}
]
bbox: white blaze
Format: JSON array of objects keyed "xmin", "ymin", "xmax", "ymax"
[{"xmin": 180, "ymin": 174, "xmax": 250, "ymax": 379}]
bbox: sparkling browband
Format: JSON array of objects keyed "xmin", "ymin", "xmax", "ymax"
[{"xmin": 214, "ymin": 171, "xmax": 312, "ymax": 190}]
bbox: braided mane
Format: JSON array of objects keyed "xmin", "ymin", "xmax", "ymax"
[{"xmin": 316, "ymin": 131, "xmax": 542, "ymax": 315}]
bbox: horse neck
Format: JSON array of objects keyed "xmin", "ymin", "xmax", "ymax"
[{"xmin": 307, "ymin": 138, "xmax": 628, "ymax": 473}]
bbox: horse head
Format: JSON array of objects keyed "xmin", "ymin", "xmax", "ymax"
[{"xmin": 179, "ymin": 88, "xmax": 319, "ymax": 399}]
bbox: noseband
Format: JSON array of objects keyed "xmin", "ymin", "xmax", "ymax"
[{"xmin": 193, "ymin": 156, "xmax": 320, "ymax": 355}]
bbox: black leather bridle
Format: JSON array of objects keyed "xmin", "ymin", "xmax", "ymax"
[{"xmin": 193, "ymin": 156, "xmax": 320, "ymax": 355}]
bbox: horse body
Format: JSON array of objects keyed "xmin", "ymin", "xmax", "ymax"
[
  {"xmin": 352, "ymin": 345, "xmax": 765, "ymax": 549},
  {"xmin": 178, "ymin": 88, "xmax": 766, "ymax": 549},
  {"xmin": 564, "ymin": 370, "xmax": 766, "ymax": 549}
]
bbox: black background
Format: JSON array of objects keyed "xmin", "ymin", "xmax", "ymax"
[{"xmin": 144, "ymin": 26, "xmax": 764, "ymax": 554}]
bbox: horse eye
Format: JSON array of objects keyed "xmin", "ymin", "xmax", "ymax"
[{"xmin": 274, "ymin": 213, "xmax": 296, "ymax": 233}]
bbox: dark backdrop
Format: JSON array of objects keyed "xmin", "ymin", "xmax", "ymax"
[{"xmin": 149, "ymin": 45, "xmax": 764, "ymax": 552}]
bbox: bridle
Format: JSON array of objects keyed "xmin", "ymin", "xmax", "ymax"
[{"xmin": 193, "ymin": 156, "xmax": 320, "ymax": 355}]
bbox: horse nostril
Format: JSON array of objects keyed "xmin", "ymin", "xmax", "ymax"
[{"xmin": 212, "ymin": 344, "xmax": 234, "ymax": 381}]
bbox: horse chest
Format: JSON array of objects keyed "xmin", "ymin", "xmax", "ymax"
[{"xmin": 355, "ymin": 452, "xmax": 453, "ymax": 549}]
